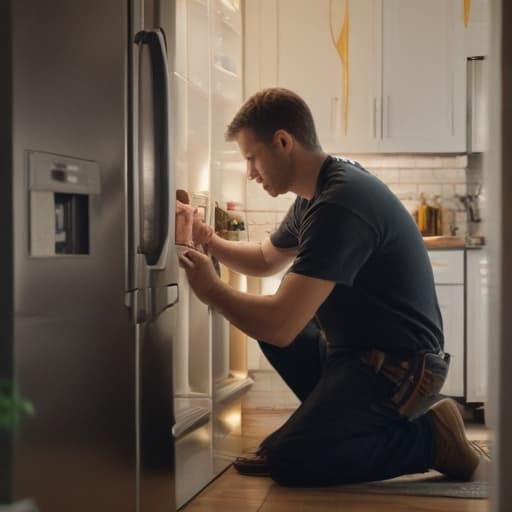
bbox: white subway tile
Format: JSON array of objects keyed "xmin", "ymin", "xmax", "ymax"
[
  {"xmin": 395, "ymin": 157, "xmax": 417, "ymax": 168},
  {"xmin": 455, "ymin": 155, "xmax": 469, "ymax": 168},
  {"xmin": 414, "ymin": 156, "xmax": 443, "ymax": 168},
  {"xmin": 441, "ymin": 183, "xmax": 456, "ymax": 198},
  {"xmin": 455, "ymin": 184, "xmax": 468, "ymax": 195},
  {"xmin": 246, "ymin": 211, "xmax": 276, "ymax": 225},
  {"xmin": 399, "ymin": 169, "xmax": 434, "ymax": 183},
  {"xmin": 440, "ymin": 156, "xmax": 458, "ymax": 167},
  {"xmin": 433, "ymin": 168, "xmax": 467, "ymax": 183},
  {"xmin": 378, "ymin": 169, "xmax": 399, "ymax": 182},
  {"xmin": 388, "ymin": 183, "xmax": 418, "ymax": 198},
  {"xmin": 376, "ymin": 158, "xmax": 401, "ymax": 168},
  {"xmin": 418, "ymin": 184, "xmax": 443, "ymax": 196}
]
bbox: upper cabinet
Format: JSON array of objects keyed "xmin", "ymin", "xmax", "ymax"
[
  {"xmin": 278, "ymin": 0, "xmax": 382, "ymax": 153},
  {"xmin": 464, "ymin": 0, "xmax": 490, "ymax": 57},
  {"xmin": 244, "ymin": 0, "xmax": 467, "ymax": 153},
  {"xmin": 380, "ymin": 0, "xmax": 465, "ymax": 152}
]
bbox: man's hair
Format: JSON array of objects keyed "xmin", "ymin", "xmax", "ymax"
[{"xmin": 225, "ymin": 87, "xmax": 321, "ymax": 150}]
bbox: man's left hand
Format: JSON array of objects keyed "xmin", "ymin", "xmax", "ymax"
[{"xmin": 179, "ymin": 249, "xmax": 222, "ymax": 305}]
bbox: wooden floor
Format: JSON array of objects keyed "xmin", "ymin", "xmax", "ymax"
[{"xmin": 182, "ymin": 409, "xmax": 490, "ymax": 512}]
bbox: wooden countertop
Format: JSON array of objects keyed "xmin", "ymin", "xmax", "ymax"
[{"xmin": 422, "ymin": 236, "xmax": 467, "ymax": 249}]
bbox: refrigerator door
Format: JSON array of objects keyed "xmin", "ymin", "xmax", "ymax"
[
  {"xmin": 129, "ymin": 19, "xmax": 178, "ymax": 512},
  {"xmin": 6, "ymin": 1, "xmax": 136, "ymax": 510}
]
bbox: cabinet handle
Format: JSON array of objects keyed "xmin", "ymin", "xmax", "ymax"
[
  {"xmin": 384, "ymin": 95, "xmax": 390, "ymax": 139},
  {"xmin": 374, "ymin": 96, "xmax": 383, "ymax": 140},
  {"xmin": 372, "ymin": 97, "xmax": 377, "ymax": 139}
]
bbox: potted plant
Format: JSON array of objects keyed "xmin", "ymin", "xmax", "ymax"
[{"xmin": 0, "ymin": 381, "xmax": 37, "ymax": 512}]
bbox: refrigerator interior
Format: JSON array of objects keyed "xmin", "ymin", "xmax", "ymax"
[{"xmin": 172, "ymin": 0, "xmax": 253, "ymax": 507}]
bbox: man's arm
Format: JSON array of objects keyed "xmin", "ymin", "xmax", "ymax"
[
  {"xmin": 206, "ymin": 235, "xmax": 297, "ymax": 277},
  {"xmin": 179, "ymin": 249, "xmax": 335, "ymax": 347}
]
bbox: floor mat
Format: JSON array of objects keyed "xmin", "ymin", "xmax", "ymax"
[{"xmin": 338, "ymin": 440, "xmax": 490, "ymax": 500}]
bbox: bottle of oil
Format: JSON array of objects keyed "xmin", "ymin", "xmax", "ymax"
[
  {"xmin": 433, "ymin": 195, "xmax": 442, "ymax": 235},
  {"xmin": 417, "ymin": 193, "xmax": 429, "ymax": 235}
]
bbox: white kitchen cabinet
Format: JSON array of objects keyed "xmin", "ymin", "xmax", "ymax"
[
  {"xmin": 244, "ymin": 0, "xmax": 466, "ymax": 153},
  {"xmin": 380, "ymin": 0, "xmax": 466, "ymax": 152},
  {"xmin": 435, "ymin": 284, "xmax": 465, "ymax": 397},
  {"xmin": 428, "ymin": 250, "xmax": 464, "ymax": 397},
  {"xmin": 464, "ymin": 0, "xmax": 490, "ymax": 57},
  {"xmin": 466, "ymin": 249, "xmax": 488, "ymax": 403},
  {"xmin": 276, "ymin": 0, "xmax": 381, "ymax": 153}
]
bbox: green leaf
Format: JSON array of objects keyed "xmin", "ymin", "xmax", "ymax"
[{"xmin": 0, "ymin": 380, "xmax": 35, "ymax": 431}]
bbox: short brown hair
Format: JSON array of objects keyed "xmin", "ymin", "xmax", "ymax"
[{"xmin": 225, "ymin": 88, "xmax": 321, "ymax": 150}]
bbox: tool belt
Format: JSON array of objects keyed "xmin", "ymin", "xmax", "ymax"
[{"xmin": 361, "ymin": 348, "xmax": 450, "ymax": 420}]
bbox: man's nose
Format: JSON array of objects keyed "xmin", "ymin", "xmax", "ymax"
[{"xmin": 246, "ymin": 161, "xmax": 258, "ymax": 181}]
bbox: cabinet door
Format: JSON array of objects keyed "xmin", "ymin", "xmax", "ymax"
[
  {"xmin": 381, "ymin": 0, "xmax": 466, "ymax": 152},
  {"xmin": 276, "ymin": 0, "xmax": 381, "ymax": 153},
  {"xmin": 436, "ymin": 285, "xmax": 464, "ymax": 397},
  {"xmin": 466, "ymin": 250, "xmax": 488, "ymax": 403},
  {"xmin": 464, "ymin": 0, "xmax": 490, "ymax": 57}
]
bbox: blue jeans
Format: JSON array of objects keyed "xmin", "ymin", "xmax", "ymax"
[{"xmin": 257, "ymin": 320, "xmax": 435, "ymax": 486}]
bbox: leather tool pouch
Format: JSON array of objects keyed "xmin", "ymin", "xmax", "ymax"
[
  {"xmin": 390, "ymin": 352, "xmax": 450, "ymax": 420},
  {"xmin": 363, "ymin": 350, "xmax": 451, "ymax": 420}
]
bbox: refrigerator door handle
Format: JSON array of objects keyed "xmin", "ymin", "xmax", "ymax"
[
  {"xmin": 151, "ymin": 283, "xmax": 179, "ymax": 318},
  {"xmin": 134, "ymin": 29, "xmax": 170, "ymax": 267}
]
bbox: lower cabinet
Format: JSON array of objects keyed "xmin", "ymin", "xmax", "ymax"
[
  {"xmin": 428, "ymin": 248, "xmax": 488, "ymax": 402},
  {"xmin": 435, "ymin": 284, "xmax": 465, "ymax": 396},
  {"xmin": 428, "ymin": 250, "xmax": 465, "ymax": 397},
  {"xmin": 465, "ymin": 249, "xmax": 489, "ymax": 403}
]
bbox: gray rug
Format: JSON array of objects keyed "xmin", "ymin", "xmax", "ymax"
[
  {"xmin": 338, "ymin": 439, "xmax": 490, "ymax": 500},
  {"xmin": 340, "ymin": 474, "xmax": 488, "ymax": 499}
]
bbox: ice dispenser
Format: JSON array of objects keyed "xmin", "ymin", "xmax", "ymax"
[{"xmin": 28, "ymin": 151, "xmax": 100, "ymax": 256}]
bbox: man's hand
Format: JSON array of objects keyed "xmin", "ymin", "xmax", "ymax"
[{"xmin": 179, "ymin": 249, "xmax": 222, "ymax": 305}]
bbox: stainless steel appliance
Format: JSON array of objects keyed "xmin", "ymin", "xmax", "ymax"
[{"xmin": 0, "ymin": 1, "xmax": 179, "ymax": 510}]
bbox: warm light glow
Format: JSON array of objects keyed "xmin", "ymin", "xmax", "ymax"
[
  {"xmin": 196, "ymin": 426, "xmax": 211, "ymax": 444},
  {"xmin": 221, "ymin": 0, "xmax": 239, "ymax": 13},
  {"xmin": 196, "ymin": 161, "xmax": 210, "ymax": 193},
  {"xmin": 222, "ymin": 410, "xmax": 241, "ymax": 430}
]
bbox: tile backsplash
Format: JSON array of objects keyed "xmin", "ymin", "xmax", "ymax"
[{"xmin": 243, "ymin": 154, "xmax": 479, "ymax": 242}]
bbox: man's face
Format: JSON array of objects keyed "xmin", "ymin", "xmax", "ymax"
[{"xmin": 236, "ymin": 128, "xmax": 291, "ymax": 197}]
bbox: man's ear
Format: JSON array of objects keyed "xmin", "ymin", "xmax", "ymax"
[{"xmin": 274, "ymin": 129, "xmax": 294, "ymax": 153}]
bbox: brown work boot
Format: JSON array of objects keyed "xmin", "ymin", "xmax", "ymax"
[{"xmin": 430, "ymin": 399, "xmax": 480, "ymax": 480}]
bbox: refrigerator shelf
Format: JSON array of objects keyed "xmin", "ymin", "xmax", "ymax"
[
  {"xmin": 173, "ymin": 405, "xmax": 211, "ymax": 439},
  {"xmin": 213, "ymin": 376, "xmax": 254, "ymax": 405}
]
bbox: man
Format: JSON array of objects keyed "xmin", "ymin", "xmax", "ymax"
[{"xmin": 178, "ymin": 87, "xmax": 482, "ymax": 486}]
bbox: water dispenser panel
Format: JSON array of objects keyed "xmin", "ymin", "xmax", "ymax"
[{"xmin": 28, "ymin": 151, "xmax": 101, "ymax": 257}]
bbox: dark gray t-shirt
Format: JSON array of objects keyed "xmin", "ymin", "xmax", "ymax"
[{"xmin": 270, "ymin": 155, "xmax": 443, "ymax": 355}]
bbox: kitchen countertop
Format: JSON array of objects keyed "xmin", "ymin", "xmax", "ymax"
[{"xmin": 422, "ymin": 236, "xmax": 485, "ymax": 250}]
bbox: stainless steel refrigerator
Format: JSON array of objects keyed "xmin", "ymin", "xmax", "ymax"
[{"xmin": 0, "ymin": 1, "xmax": 179, "ymax": 510}]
